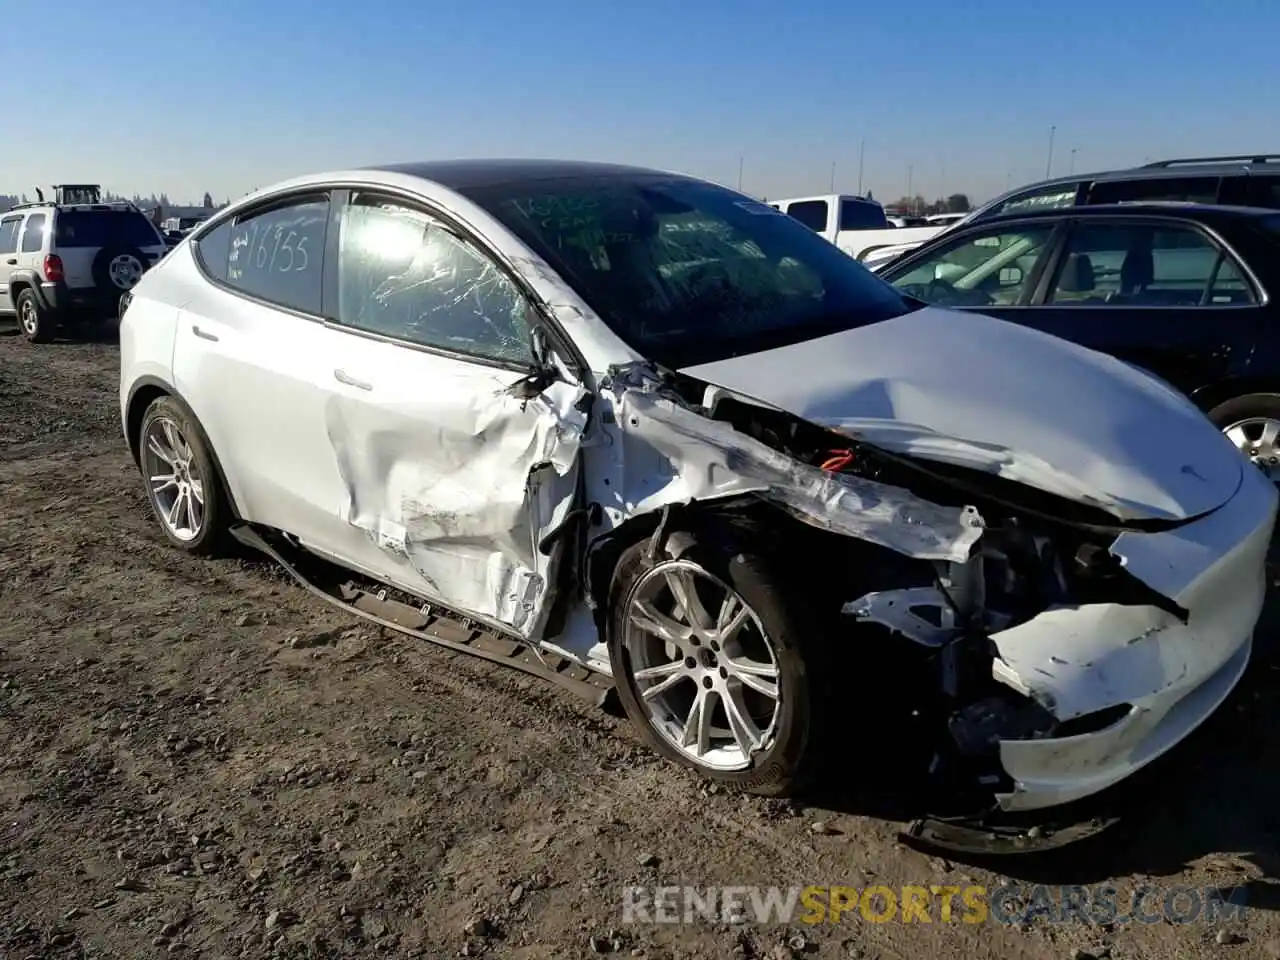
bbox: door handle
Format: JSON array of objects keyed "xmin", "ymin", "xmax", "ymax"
[
  {"xmin": 191, "ymin": 324, "xmax": 219, "ymax": 342},
  {"xmin": 4, "ymin": 258, "xmax": 15, "ymax": 265},
  {"xmin": 334, "ymin": 369, "xmax": 372, "ymax": 391}
]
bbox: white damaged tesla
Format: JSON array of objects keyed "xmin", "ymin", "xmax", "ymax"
[{"xmin": 118, "ymin": 160, "xmax": 1276, "ymax": 847}]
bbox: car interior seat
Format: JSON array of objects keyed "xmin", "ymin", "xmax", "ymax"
[{"xmin": 1053, "ymin": 252, "xmax": 1098, "ymax": 303}]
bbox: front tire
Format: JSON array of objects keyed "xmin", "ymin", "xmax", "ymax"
[
  {"xmin": 16, "ymin": 288, "xmax": 53, "ymax": 343},
  {"xmin": 1207, "ymin": 393, "xmax": 1280, "ymax": 480},
  {"xmin": 138, "ymin": 396, "xmax": 231, "ymax": 555},
  {"xmin": 607, "ymin": 530, "xmax": 817, "ymax": 796}
]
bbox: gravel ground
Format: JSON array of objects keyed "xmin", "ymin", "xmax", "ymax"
[{"xmin": 2, "ymin": 323, "xmax": 1279, "ymax": 960}]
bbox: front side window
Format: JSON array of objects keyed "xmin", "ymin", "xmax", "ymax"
[
  {"xmin": 464, "ymin": 177, "xmax": 916, "ymax": 367},
  {"xmin": 886, "ymin": 225, "xmax": 1055, "ymax": 308},
  {"xmin": 224, "ymin": 196, "xmax": 329, "ymax": 314},
  {"xmin": 20, "ymin": 214, "xmax": 47, "ymax": 253},
  {"xmin": 1045, "ymin": 222, "xmax": 1254, "ymax": 307},
  {"xmin": 0, "ymin": 216, "xmax": 20, "ymax": 255},
  {"xmin": 786, "ymin": 200, "xmax": 829, "ymax": 232},
  {"xmin": 334, "ymin": 193, "xmax": 533, "ymax": 364},
  {"xmin": 1086, "ymin": 176, "xmax": 1220, "ymax": 205}
]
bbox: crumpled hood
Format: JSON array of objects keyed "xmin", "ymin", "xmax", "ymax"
[{"xmin": 680, "ymin": 307, "xmax": 1243, "ymax": 522}]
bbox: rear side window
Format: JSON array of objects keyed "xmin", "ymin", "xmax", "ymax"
[
  {"xmin": 1086, "ymin": 176, "xmax": 1220, "ymax": 205},
  {"xmin": 53, "ymin": 210, "xmax": 162, "ymax": 248},
  {"xmin": 20, "ymin": 214, "xmax": 46, "ymax": 252},
  {"xmin": 839, "ymin": 200, "xmax": 888, "ymax": 230},
  {"xmin": 786, "ymin": 200, "xmax": 829, "ymax": 232},
  {"xmin": 0, "ymin": 216, "xmax": 20, "ymax": 254},
  {"xmin": 216, "ymin": 195, "xmax": 329, "ymax": 315},
  {"xmin": 990, "ymin": 184, "xmax": 1080, "ymax": 217}
]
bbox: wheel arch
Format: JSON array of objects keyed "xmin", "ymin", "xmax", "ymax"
[
  {"xmin": 582, "ymin": 499, "xmax": 792, "ymax": 630},
  {"xmin": 125, "ymin": 375, "xmax": 243, "ymax": 521},
  {"xmin": 1188, "ymin": 377, "xmax": 1280, "ymax": 417},
  {"xmin": 8, "ymin": 270, "xmax": 51, "ymax": 310}
]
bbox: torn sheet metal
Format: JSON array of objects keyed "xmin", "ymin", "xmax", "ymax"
[
  {"xmin": 678, "ymin": 307, "xmax": 1243, "ymax": 522},
  {"xmin": 325, "ymin": 375, "xmax": 587, "ymax": 635},
  {"xmin": 990, "ymin": 462, "xmax": 1272, "ymax": 722},
  {"xmin": 983, "ymin": 458, "xmax": 1274, "ymax": 812},
  {"xmin": 604, "ymin": 382, "xmax": 984, "ymax": 564}
]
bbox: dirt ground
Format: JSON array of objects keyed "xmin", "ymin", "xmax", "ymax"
[{"xmin": 2, "ymin": 324, "xmax": 1280, "ymax": 960}]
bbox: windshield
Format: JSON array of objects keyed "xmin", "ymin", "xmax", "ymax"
[{"xmin": 465, "ymin": 176, "xmax": 916, "ymax": 367}]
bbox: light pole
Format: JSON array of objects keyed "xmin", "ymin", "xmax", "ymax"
[
  {"xmin": 857, "ymin": 139, "xmax": 866, "ymax": 195},
  {"xmin": 1069, "ymin": 148, "xmax": 1078, "ymax": 175},
  {"xmin": 737, "ymin": 155, "xmax": 744, "ymax": 192},
  {"xmin": 907, "ymin": 164, "xmax": 914, "ymax": 213},
  {"xmin": 1045, "ymin": 125, "xmax": 1056, "ymax": 178},
  {"xmin": 830, "ymin": 160, "xmax": 836, "ymax": 192}
]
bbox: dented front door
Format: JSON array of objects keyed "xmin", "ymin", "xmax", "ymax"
[{"xmin": 318, "ymin": 334, "xmax": 585, "ymax": 636}]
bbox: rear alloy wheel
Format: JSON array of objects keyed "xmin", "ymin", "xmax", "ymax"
[
  {"xmin": 16, "ymin": 288, "xmax": 53, "ymax": 343},
  {"xmin": 1208, "ymin": 393, "xmax": 1280, "ymax": 480},
  {"xmin": 608, "ymin": 535, "xmax": 816, "ymax": 795},
  {"xmin": 138, "ymin": 396, "xmax": 230, "ymax": 554}
]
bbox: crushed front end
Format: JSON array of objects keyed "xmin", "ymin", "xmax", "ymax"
[{"xmin": 637, "ymin": 369, "xmax": 1277, "ymax": 850}]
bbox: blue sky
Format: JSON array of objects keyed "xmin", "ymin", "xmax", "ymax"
[{"xmin": 21, "ymin": 0, "xmax": 1280, "ymax": 205}]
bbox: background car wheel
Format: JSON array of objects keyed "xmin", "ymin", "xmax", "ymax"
[
  {"xmin": 92, "ymin": 245, "xmax": 147, "ymax": 296},
  {"xmin": 16, "ymin": 288, "xmax": 53, "ymax": 343},
  {"xmin": 607, "ymin": 531, "xmax": 817, "ymax": 796},
  {"xmin": 138, "ymin": 396, "xmax": 231, "ymax": 555},
  {"xmin": 1207, "ymin": 393, "xmax": 1280, "ymax": 480}
]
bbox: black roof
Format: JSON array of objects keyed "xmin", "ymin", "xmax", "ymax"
[{"xmin": 367, "ymin": 159, "xmax": 683, "ymax": 190}]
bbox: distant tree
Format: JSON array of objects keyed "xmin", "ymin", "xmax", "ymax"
[
  {"xmin": 946, "ymin": 193, "xmax": 971, "ymax": 213},
  {"xmin": 865, "ymin": 189, "xmax": 874, "ymax": 200},
  {"xmin": 202, "ymin": 192, "xmax": 214, "ymax": 208}
]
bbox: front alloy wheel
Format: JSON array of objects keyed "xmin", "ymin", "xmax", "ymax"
[
  {"xmin": 608, "ymin": 533, "xmax": 817, "ymax": 796},
  {"xmin": 624, "ymin": 560, "xmax": 781, "ymax": 770},
  {"xmin": 1222, "ymin": 417, "xmax": 1280, "ymax": 479}
]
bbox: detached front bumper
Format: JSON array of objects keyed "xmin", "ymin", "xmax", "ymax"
[{"xmin": 987, "ymin": 463, "xmax": 1277, "ymax": 813}]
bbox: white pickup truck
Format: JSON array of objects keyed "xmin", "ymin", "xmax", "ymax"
[{"xmin": 767, "ymin": 194, "xmax": 944, "ymax": 261}]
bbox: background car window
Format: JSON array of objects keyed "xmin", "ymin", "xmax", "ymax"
[
  {"xmin": 335, "ymin": 194, "xmax": 533, "ymax": 364},
  {"xmin": 225, "ymin": 196, "xmax": 329, "ymax": 315},
  {"xmin": 888, "ymin": 226, "xmax": 1054, "ymax": 308},
  {"xmin": 54, "ymin": 211, "xmax": 162, "ymax": 248},
  {"xmin": 839, "ymin": 199, "xmax": 888, "ymax": 230},
  {"xmin": 1086, "ymin": 176, "xmax": 1220, "ymax": 205},
  {"xmin": 1249, "ymin": 175, "xmax": 1280, "ymax": 209},
  {"xmin": 786, "ymin": 200, "xmax": 829, "ymax": 232},
  {"xmin": 20, "ymin": 214, "xmax": 46, "ymax": 253},
  {"xmin": 991, "ymin": 184, "xmax": 1079, "ymax": 216},
  {"xmin": 1045, "ymin": 222, "xmax": 1253, "ymax": 306},
  {"xmin": 0, "ymin": 217, "xmax": 20, "ymax": 255}
]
